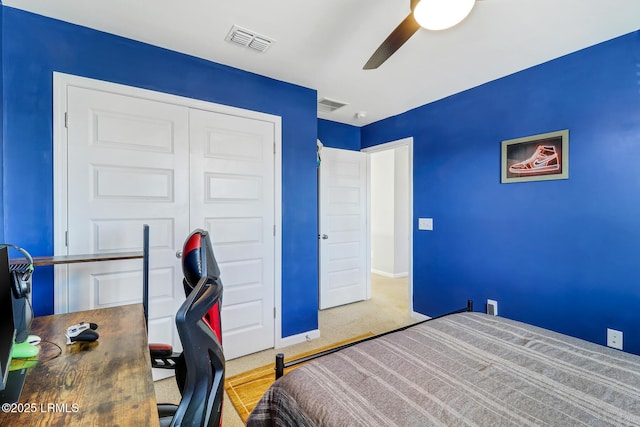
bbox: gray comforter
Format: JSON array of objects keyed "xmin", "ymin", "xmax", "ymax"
[{"xmin": 247, "ymin": 312, "xmax": 640, "ymax": 426}]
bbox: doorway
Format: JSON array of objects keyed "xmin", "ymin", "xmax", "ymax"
[
  {"xmin": 364, "ymin": 138, "xmax": 413, "ymax": 315},
  {"xmin": 317, "ymin": 138, "xmax": 414, "ymax": 327}
]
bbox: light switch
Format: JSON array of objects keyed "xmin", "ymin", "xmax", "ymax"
[{"xmin": 418, "ymin": 218, "xmax": 433, "ymax": 231}]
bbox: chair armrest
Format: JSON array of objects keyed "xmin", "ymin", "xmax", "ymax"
[
  {"xmin": 150, "ymin": 343, "xmax": 180, "ymax": 369},
  {"xmin": 150, "ymin": 343, "xmax": 173, "ymax": 357}
]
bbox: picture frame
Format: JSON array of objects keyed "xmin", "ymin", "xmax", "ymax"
[{"xmin": 501, "ymin": 129, "xmax": 569, "ymax": 183}]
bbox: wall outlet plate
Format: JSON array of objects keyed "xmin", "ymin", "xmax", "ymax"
[
  {"xmin": 418, "ymin": 218, "xmax": 433, "ymax": 230},
  {"xmin": 607, "ymin": 328, "xmax": 623, "ymax": 350},
  {"xmin": 486, "ymin": 299, "xmax": 498, "ymax": 316}
]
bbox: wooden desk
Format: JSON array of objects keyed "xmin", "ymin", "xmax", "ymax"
[{"xmin": 0, "ymin": 304, "xmax": 159, "ymax": 426}]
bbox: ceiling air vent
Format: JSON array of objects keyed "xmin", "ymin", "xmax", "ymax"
[
  {"xmin": 318, "ymin": 97, "xmax": 348, "ymax": 113},
  {"xmin": 225, "ymin": 25, "xmax": 274, "ymax": 53}
]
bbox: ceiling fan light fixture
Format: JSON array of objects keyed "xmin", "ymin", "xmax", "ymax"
[{"xmin": 413, "ymin": 0, "xmax": 476, "ymax": 31}]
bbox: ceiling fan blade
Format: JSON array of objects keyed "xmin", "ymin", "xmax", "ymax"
[{"xmin": 363, "ymin": 13, "xmax": 420, "ymax": 70}]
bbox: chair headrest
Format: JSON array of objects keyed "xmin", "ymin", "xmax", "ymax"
[{"xmin": 182, "ymin": 230, "xmax": 206, "ymax": 290}]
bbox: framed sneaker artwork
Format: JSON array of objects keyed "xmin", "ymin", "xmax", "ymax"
[{"xmin": 501, "ymin": 129, "xmax": 569, "ymax": 183}]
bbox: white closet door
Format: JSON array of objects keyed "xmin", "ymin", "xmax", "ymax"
[
  {"xmin": 319, "ymin": 147, "xmax": 368, "ymax": 309},
  {"xmin": 66, "ymin": 86, "xmax": 190, "ymax": 355},
  {"xmin": 189, "ymin": 109, "xmax": 275, "ymax": 359}
]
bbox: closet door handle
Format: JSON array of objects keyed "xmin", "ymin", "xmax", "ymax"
[
  {"xmin": 176, "ymin": 250, "xmax": 183, "ymax": 259},
  {"xmin": 321, "ymin": 234, "xmax": 329, "ymax": 240}
]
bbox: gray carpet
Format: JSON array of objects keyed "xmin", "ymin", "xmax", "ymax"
[{"xmin": 154, "ymin": 274, "xmax": 411, "ymax": 426}]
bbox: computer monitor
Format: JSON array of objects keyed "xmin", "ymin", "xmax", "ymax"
[
  {"xmin": 2, "ymin": 244, "xmax": 34, "ymax": 344},
  {"xmin": 0, "ymin": 246, "xmax": 16, "ymax": 392}
]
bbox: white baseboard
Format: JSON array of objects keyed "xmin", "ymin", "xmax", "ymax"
[
  {"xmin": 371, "ymin": 269, "xmax": 409, "ymax": 279},
  {"xmin": 152, "ymin": 368, "xmax": 175, "ymax": 382},
  {"xmin": 410, "ymin": 310, "xmax": 430, "ymax": 322},
  {"xmin": 276, "ymin": 329, "xmax": 321, "ymax": 349}
]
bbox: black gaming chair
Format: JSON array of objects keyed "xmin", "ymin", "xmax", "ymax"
[{"xmin": 151, "ymin": 229, "xmax": 225, "ymax": 427}]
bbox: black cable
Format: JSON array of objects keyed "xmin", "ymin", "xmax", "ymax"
[
  {"xmin": 32, "ymin": 340, "xmax": 63, "ymax": 364},
  {"xmin": 40, "ymin": 340, "xmax": 63, "ymax": 363}
]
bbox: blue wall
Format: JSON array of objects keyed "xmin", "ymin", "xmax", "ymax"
[
  {"xmin": 318, "ymin": 118, "xmax": 360, "ymax": 151},
  {"xmin": 1, "ymin": 7, "xmax": 319, "ymax": 338},
  {"xmin": 363, "ymin": 31, "xmax": 640, "ymax": 355}
]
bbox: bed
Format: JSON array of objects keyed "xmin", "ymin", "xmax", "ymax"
[{"xmin": 246, "ymin": 306, "xmax": 640, "ymax": 426}]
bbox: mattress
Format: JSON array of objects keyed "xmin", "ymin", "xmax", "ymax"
[{"xmin": 247, "ymin": 312, "xmax": 640, "ymax": 426}]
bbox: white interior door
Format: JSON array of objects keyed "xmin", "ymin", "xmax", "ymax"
[
  {"xmin": 189, "ymin": 109, "xmax": 275, "ymax": 359},
  {"xmin": 66, "ymin": 86, "xmax": 190, "ymax": 356},
  {"xmin": 319, "ymin": 147, "xmax": 369, "ymax": 309}
]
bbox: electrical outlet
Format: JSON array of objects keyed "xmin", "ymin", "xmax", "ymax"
[
  {"xmin": 607, "ymin": 328, "xmax": 623, "ymax": 350},
  {"xmin": 486, "ymin": 299, "xmax": 498, "ymax": 316}
]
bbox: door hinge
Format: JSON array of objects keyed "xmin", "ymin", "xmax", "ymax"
[
  {"xmin": 273, "ymin": 307, "xmax": 276, "ymax": 318},
  {"xmin": 64, "ymin": 112, "xmax": 68, "ymax": 128},
  {"xmin": 273, "ymin": 224, "xmax": 276, "ymax": 236},
  {"xmin": 273, "ymin": 142, "xmax": 276, "ymax": 155},
  {"xmin": 65, "ymin": 231, "xmax": 69, "ymax": 247}
]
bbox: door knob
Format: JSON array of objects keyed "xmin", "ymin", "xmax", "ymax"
[
  {"xmin": 321, "ymin": 234, "xmax": 329, "ymax": 240},
  {"xmin": 175, "ymin": 250, "xmax": 183, "ymax": 258}
]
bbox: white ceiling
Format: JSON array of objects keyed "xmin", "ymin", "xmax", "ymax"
[{"xmin": 5, "ymin": 0, "xmax": 640, "ymax": 126}]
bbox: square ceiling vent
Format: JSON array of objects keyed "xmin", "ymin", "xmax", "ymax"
[
  {"xmin": 318, "ymin": 97, "xmax": 348, "ymax": 113},
  {"xmin": 225, "ymin": 25, "xmax": 274, "ymax": 53}
]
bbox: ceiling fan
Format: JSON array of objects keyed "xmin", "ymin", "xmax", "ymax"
[{"xmin": 363, "ymin": 0, "xmax": 477, "ymax": 70}]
